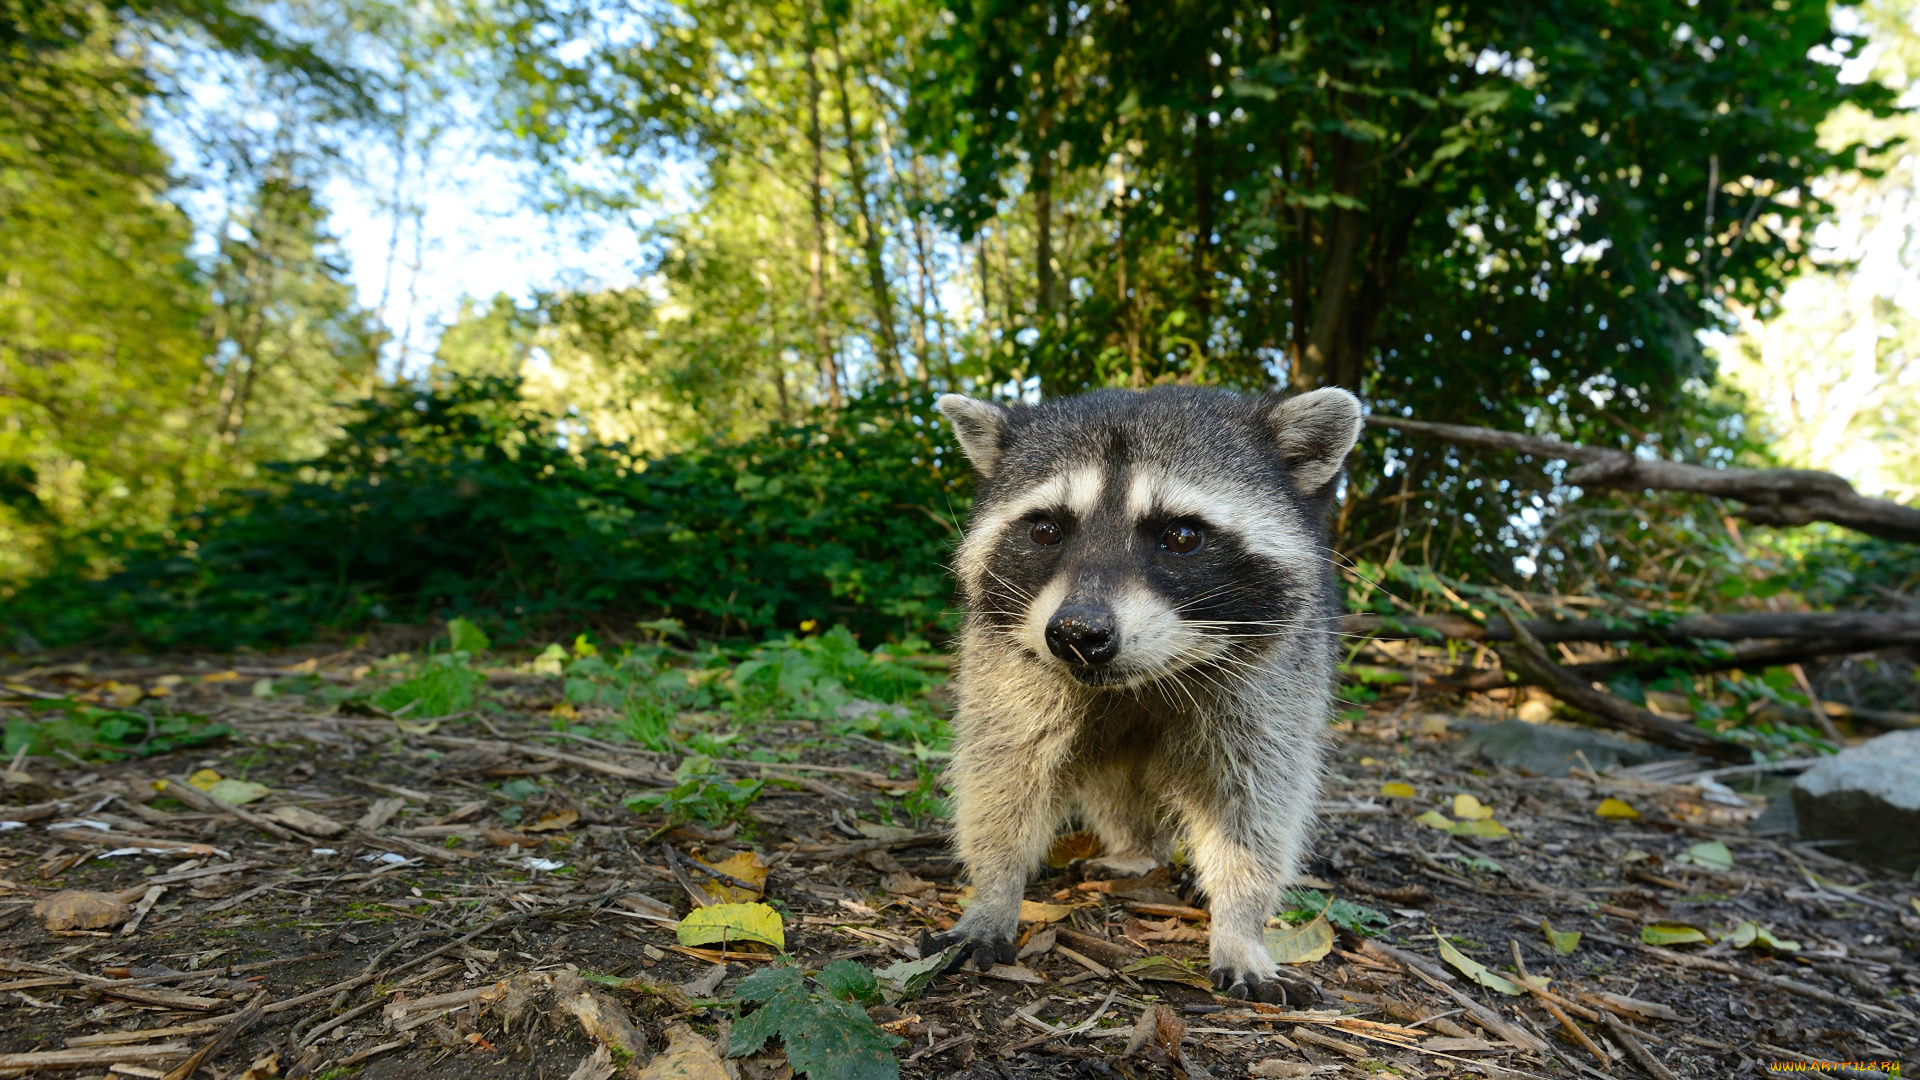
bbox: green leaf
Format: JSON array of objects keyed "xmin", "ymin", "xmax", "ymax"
[
  {"xmin": 205, "ymin": 779, "xmax": 270, "ymax": 805},
  {"xmin": 1728, "ymin": 921, "xmax": 1798, "ymax": 952},
  {"xmin": 873, "ymin": 946, "xmax": 961, "ymax": 1004},
  {"xmin": 1640, "ymin": 923, "xmax": 1712, "ymax": 947},
  {"xmin": 446, "ymin": 617, "xmax": 490, "ymax": 654},
  {"xmin": 677, "ymin": 903, "xmax": 785, "ymax": 951},
  {"xmin": 1449, "ymin": 819, "xmax": 1511, "ymax": 838},
  {"xmin": 724, "ymin": 962, "xmax": 901, "ymax": 1080},
  {"xmin": 1415, "ymin": 810, "xmax": 1455, "ymax": 830},
  {"xmin": 815, "ymin": 960, "xmax": 879, "ymax": 1003},
  {"xmin": 1434, "ymin": 933, "xmax": 1524, "ymax": 995},
  {"xmin": 1675, "ymin": 841, "xmax": 1733, "ymax": 872},
  {"xmin": 1539, "ymin": 919, "xmax": 1581, "ymax": 956}
]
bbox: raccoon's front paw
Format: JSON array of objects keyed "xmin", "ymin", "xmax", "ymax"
[
  {"xmin": 918, "ymin": 928, "xmax": 1016, "ymax": 974},
  {"xmin": 1210, "ymin": 965, "xmax": 1321, "ymax": 1006},
  {"xmin": 1070, "ymin": 853, "xmax": 1163, "ymax": 880}
]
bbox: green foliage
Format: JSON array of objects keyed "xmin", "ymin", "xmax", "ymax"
[
  {"xmin": 732, "ymin": 627, "xmax": 944, "ymax": 717},
  {"xmin": 1280, "ymin": 888, "xmax": 1389, "ymax": 937},
  {"xmin": 728, "ymin": 962, "xmax": 903, "ymax": 1080},
  {"xmin": 2, "ymin": 701, "xmax": 234, "ymax": 761},
  {"xmin": 373, "ymin": 656, "xmax": 485, "ymax": 718},
  {"xmin": 625, "ymin": 755, "xmax": 767, "ymax": 828},
  {"xmin": 0, "ymin": 377, "xmax": 967, "ymax": 649}
]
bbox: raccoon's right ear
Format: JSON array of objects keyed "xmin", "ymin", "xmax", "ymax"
[
  {"xmin": 936, "ymin": 394, "xmax": 1013, "ymax": 477},
  {"xmin": 1267, "ymin": 387, "xmax": 1364, "ymax": 493}
]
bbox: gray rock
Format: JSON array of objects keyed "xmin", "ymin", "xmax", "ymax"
[
  {"xmin": 1454, "ymin": 719, "xmax": 1684, "ymax": 776},
  {"xmin": 1790, "ymin": 730, "xmax": 1920, "ymax": 872}
]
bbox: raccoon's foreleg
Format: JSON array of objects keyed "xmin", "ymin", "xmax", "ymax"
[
  {"xmin": 923, "ymin": 725, "xmax": 1073, "ymax": 970},
  {"xmin": 1181, "ymin": 761, "xmax": 1322, "ymax": 1006}
]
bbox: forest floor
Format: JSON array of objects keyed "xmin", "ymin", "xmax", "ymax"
[{"xmin": 1, "ymin": 649, "xmax": 1916, "ymax": 1080}]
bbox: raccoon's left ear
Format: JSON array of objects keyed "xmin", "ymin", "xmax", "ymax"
[
  {"xmin": 937, "ymin": 394, "xmax": 1013, "ymax": 477},
  {"xmin": 1267, "ymin": 388, "xmax": 1364, "ymax": 493}
]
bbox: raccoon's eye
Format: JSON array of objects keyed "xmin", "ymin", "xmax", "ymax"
[
  {"xmin": 1161, "ymin": 523, "xmax": 1203, "ymax": 555},
  {"xmin": 1030, "ymin": 519, "xmax": 1062, "ymax": 546}
]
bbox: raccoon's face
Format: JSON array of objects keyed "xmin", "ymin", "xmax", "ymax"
[{"xmin": 939, "ymin": 387, "xmax": 1362, "ymax": 690}]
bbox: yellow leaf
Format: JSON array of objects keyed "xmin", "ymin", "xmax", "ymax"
[
  {"xmin": 1264, "ymin": 913, "xmax": 1334, "ymax": 966},
  {"xmin": 187, "ymin": 769, "xmax": 223, "ymax": 791},
  {"xmin": 1359, "ymin": 757, "xmax": 1379, "ymax": 767},
  {"xmin": 1414, "ymin": 810, "xmax": 1455, "ymax": 830},
  {"xmin": 204, "ymin": 779, "xmax": 270, "ymax": 806},
  {"xmin": 676, "ymin": 902, "xmax": 784, "ymax": 951},
  {"xmin": 1640, "ymin": 922, "xmax": 1711, "ymax": 946},
  {"xmin": 1449, "ymin": 819, "xmax": 1510, "ymax": 838},
  {"xmin": 1539, "ymin": 919, "xmax": 1581, "ymax": 955},
  {"xmin": 695, "ymin": 850, "xmax": 766, "ymax": 903},
  {"xmin": 524, "ymin": 809, "xmax": 581, "ymax": 834},
  {"xmin": 1380, "ymin": 782, "xmax": 1417, "ymax": 798},
  {"xmin": 1452, "ymin": 794, "xmax": 1494, "ymax": 820},
  {"xmin": 1434, "ymin": 933, "xmax": 1524, "ymax": 995},
  {"xmin": 1596, "ymin": 798, "xmax": 1640, "ymax": 820},
  {"xmin": 394, "ymin": 719, "xmax": 438, "ymax": 735},
  {"xmin": 1019, "ymin": 900, "xmax": 1078, "ymax": 924},
  {"xmin": 201, "ymin": 670, "xmax": 243, "ymax": 683}
]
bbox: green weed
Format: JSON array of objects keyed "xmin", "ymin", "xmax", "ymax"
[{"xmin": 625, "ymin": 754, "xmax": 764, "ymax": 829}]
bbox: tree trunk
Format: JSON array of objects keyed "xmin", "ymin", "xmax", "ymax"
[
  {"xmin": 1034, "ymin": 147, "xmax": 1054, "ymax": 317},
  {"xmin": 804, "ymin": 43, "xmax": 841, "ymax": 410},
  {"xmin": 827, "ymin": 29, "xmax": 903, "ymax": 383}
]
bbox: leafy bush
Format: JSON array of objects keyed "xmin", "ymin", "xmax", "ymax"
[
  {"xmin": 2, "ymin": 701, "xmax": 234, "ymax": 761},
  {"xmin": 3, "ymin": 377, "xmax": 968, "ymax": 649}
]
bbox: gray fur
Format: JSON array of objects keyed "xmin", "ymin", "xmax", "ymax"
[{"xmin": 929, "ymin": 385, "xmax": 1361, "ymax": 1004}]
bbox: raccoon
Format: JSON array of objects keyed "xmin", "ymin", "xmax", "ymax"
[{"xmin": 923, "ymin": 385, "xmax": 1362, "ymax": 1004}]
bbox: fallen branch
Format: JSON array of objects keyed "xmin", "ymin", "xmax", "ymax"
[
  {"xmin": 1342, "ymin": 610, "xmax": 1920, "ymax": 645},
  {"xmin": 1495, "ymin": 616, "xmax": 1746, "ymax": 761},
  {"xmin": 1366, "ymin": 415, "xmax": 1920, "ymax": 543},
  {"xmin": 1635, "ymin": 942, "xmax": 1909, "ymax": 1020},
  {"xmin": 161, "ymin": 779, "xmax": 299, "ymax": 841}
]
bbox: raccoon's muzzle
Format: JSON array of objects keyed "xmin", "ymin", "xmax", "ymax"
[{"xmin": 1044, "ymin": 602, "xmax": 1119, "ymax": 666}]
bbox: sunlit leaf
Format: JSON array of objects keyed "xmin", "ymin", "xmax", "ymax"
[
  {"xmin": 1640, "ymin": 922, "xmax": 1711, "ymax": 946},
  {"xmin": 1434, "ymin": 933, "xmax": 1524, "ymax": 995},
  {"xmin": 676, "ymin": 902, "xmax": 784, "ymax": 951},
  {"xmin": 1452, "ymin": 794, "xmax": 1494, "ymax": 820},
  {"xmin": 1264, "ymin": 913, "xmax": 1334, "ymax": 965},
  {"xmin": 1415, "ymin": 810, "xmax": 1455, "ymax": 830},
  {"xmin": 1380, "ymin": 782, "xmax": 1417, "ymax": 799},
  {"xmin": 1728, "ymin": 921, "xmax": 1798, "ymax": 952},
  {"xmin": 1596, "ymin": 798, "xmax": 1640, "ymax": 820},
  {"xmin": 1538, "ymin": 919, "xmax": 1580, "ymax": 955}
]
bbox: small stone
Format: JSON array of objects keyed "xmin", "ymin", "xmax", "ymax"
[{"xmin": 1790, "ymin": 730, "xmax": 1920, "ymax": 872}]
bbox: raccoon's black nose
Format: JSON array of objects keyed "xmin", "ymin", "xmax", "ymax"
[{"xmin": 1046, "ymin": 605, "xmax": 1119, "ymax": 666}]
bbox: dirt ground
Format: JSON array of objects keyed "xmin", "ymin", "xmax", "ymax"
[{"xmin": 2, "ymin": 650, "xmax": 1916, "ymax": 1080}]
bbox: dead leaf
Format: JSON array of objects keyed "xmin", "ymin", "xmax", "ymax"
[
  {"xmin": 565, "ymin": 1044, "xmax": 616, "ymax": 1080},
  {"xmin": 1045, "ymin": 830, "xmax": 1103, "ymax": 868},
  {"xmin": 482, "ymin": 826, "xmax": 542, "ymax": 848},
  {"xmin": 1264, "ymin": 913, "xmax": 1334, "ymax": 965},
  {"xmin": 1251, "ymin": 1062, "xmax": 1325, "ymax": 1078},
  {"xmin": 524, "ymin": 809, "xmax": 579, "ymax": 833},
  {"xmin": 264, "ymin": 806, "xmax": 346, "ymax": 838},
  {"xmin": 983, "ymin": 963, "xmax": 1045, "ymax": 984},
  {"xmin": 553, "ymin": 972, "xmax": 647, "ymax": 1059},
  {"xmin": 1124, "ymin": 1003, "xmax": 1186, "ymax": 1065},
  {"xmin": 1118, "ymin": 955, "xmax": 1213, "ymax": 989},
  {"xmin": 236, "ymin": 1051, "xmax": 280, "ymax": 1079},
  {"xmin": 1018, "ymin": 899, "xmax": 1078, "ymax": 923},
  {"xmin": 636, "ymin": 1024, "xmax": 730, "ymax": 1079},
  {"xmin": 1017, "ymin": 926, "xmax": 1056, "ymax": 960},
  {"xmin": 880, "ymin": 872, "xmax": 935, "ymax": 897},
  {"xmin": 35, "ymin": 891, "xmax": 131, "ymax": 931}
]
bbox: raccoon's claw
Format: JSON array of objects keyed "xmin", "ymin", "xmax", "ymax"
[
  {"xmin": 1210, "ymin": 966, "xmax": 1321, "ymax": 1007},
  {"xmin": 919, "ymin": 928, "xmax": 1016, "ymax": 973}
]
